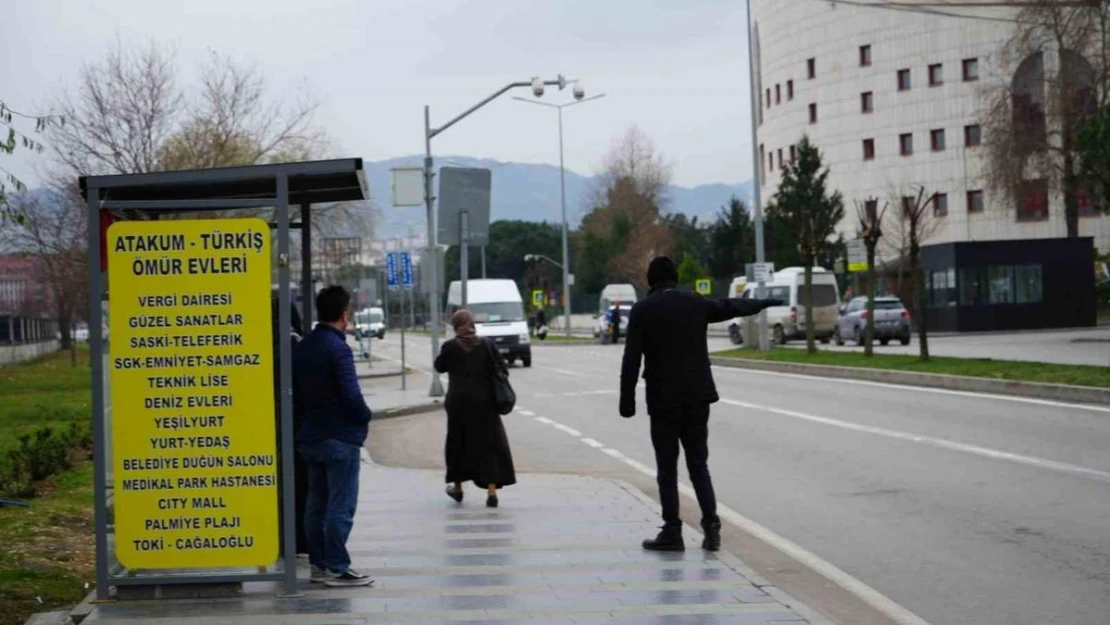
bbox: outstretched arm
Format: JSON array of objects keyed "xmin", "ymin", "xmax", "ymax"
[{"xmin": 704, "ymin": 298, "xmax": 784, "ymax": 324}]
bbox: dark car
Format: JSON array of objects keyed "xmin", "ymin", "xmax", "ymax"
[{"xmin": 835, "ymin": 296, "xmax": 911, "ymax": 346}]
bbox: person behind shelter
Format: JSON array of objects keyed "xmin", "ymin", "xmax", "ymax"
[
  {"xmin": 271, "ymin": 293, "xmax": 307, "ymax": 556},
  {"xmin": 619, "ymin": 257, "xmax": 782, "ymax": 552},
  {"xmin": 435, "ymin": 309, "xmax": 517, "ymax": 508},
  {"xmin": 293, "ymin": 285, "xmax": 373, "ymax": 587}
]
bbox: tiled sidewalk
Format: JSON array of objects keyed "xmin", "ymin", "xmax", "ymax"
[{"xmin": 82, "ymin": 457, "xmax": 824, "ymax": 625}]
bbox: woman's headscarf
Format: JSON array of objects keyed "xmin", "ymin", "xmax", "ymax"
[{"xmin": 451, "ymin": 309, "xmax": 481, "ymax": 352}]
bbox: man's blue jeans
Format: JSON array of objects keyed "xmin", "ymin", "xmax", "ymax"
[{"xmin": 300, "ymin": 438, "xmax": 361, "ymax": 574}]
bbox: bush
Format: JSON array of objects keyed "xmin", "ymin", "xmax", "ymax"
[{"xmin": 0, "ymin": 422, "xmax": 91, "ymax": 498}]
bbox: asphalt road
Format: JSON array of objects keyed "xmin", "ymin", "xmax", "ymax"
[{"xmin": 369, "ymin": 333, "xmax": 1110, "ymax": 625}]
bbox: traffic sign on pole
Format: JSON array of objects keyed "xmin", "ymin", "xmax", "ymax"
[
  {"xmin": 847, "ymin": 239, "xmax": 867, "ymax": 273},
  {"xmin": 695, "ymin": 278, "xmax": 711, "ymax": 295},
  {"xmin": 400, "ymin": 251, "xmax": 414, "ymax": 290},
  {"xmin": 386, "ymin": 252, "xmax": 400, "ymax": 291}
]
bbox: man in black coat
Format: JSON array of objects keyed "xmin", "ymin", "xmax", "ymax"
[{"xmin": 619, "ymin": 257, "xmax": 782, "ymax": 552}]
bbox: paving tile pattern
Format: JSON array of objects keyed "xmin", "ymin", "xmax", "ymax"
[{"xmin": 84, "ymin": 461, "xmax": 816, "ymax": 624}]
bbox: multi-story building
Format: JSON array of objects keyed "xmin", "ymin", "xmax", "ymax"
[
  {"xmin": 0, "ymin": 254, "xmax": 46, "ymax": 315},
  {"xmin": 751, "ymin": 0, "xmax": 1107, "ymax": 330}
]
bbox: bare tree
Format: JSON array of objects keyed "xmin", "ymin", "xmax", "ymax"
[
  {"xmin": 855, "ymin": 197, "xmax": 887, "ymax": 357},
  {"xmin": 0, "ymin": 100, "xmax": 64, "ymax": 225},
  {"xmin": 884, "ymin": 187, "xmax": 942, "ymax": 361},
  {"xmin": 0, "ymin": 189, "xmax": 87, "ymax": 364},
  {"xmin": 981, "ymin": 2, "xmax": 1109, "ymax": 238}
]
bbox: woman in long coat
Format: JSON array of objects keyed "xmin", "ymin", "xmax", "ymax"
[{"xmin": 434, "ymin": 309, "xmax": 517, "ymax": 507}]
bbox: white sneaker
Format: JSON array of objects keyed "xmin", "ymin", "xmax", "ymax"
[
  {"xmin": 309, "ymin": 565, "xmax": 327, "ymax": 583},
  {"xmin": 324, "ymin": 569, "xmax": 374, "ymax": 587}
]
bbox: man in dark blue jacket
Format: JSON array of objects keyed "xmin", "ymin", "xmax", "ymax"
[
  {"xmin": 294, "ymin": 286, "xmax": 373, "ymax": 587},
  {"xmin": 620, "ymin": 257, "xmax": 781, "ymax": 553}
]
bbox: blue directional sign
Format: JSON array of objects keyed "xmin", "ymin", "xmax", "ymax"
[
  {"xmin": 400, "ymin": 251, "xmax": 414, "ymax": 290},
  {"xmin": 385, "ymin": 252, "xmax": 400, "ymax": 291}
]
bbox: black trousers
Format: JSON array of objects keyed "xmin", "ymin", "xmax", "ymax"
[{"xmin": 649, "ymin": 402, "xmax": 718, "ymax": 531}]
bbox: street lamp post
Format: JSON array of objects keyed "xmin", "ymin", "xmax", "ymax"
[
  {"xmin": 514, "ymin": 92, "xmax": 605, "ymax": 339},
  {"xmin": 745, "ymin": 0, "xmax": 770, "ymax": 352},
  {"xmin": 423, "ymin": 76, "xmax": 572, "ymax": 397}
]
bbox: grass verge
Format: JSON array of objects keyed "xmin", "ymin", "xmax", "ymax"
[
  {"xmin": 0, "ymin": 461, "xmax": 95, "ymax": 625},
  {"xmin": 0, "ymin": 348, "xmax": 91, "ymax": 454},
  {"xmin": 714, "ymin": 348, "xmax": 1110, "ymax": 389}
]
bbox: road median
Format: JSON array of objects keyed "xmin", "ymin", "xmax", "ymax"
[{"xmin": 711, "ymin": 349, "xmax": 1110, "ymax": 406}]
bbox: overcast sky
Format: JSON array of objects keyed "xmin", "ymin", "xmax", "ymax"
[{"xmin": 4, "ymin": 0, "xmax": 754, "ymax": 189}]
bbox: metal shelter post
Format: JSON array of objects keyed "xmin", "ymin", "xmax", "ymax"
[
  {"xmin": 424, "ymin": 106, "xmax": 445, "ymax": 397},
  {"xmin": 276, "ymin": 175, "xmax": 299, "ymax": 597},
  {"xmin": 460, "ymin": 211, "xmax": 469, "ymax": 308},
  {"xmin": 300, "ymin": 203, "xmax": 313, "ymax": 329},
  {"xmin": 88, "ymin": 187, "xmax": 110, "ymax": 601}
]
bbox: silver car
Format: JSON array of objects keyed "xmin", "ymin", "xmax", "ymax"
[{"xmin": 835, "ymin": 296, "xmax": 912, "ymax": 346}]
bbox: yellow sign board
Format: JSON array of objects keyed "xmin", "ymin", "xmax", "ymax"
[
  {"xmin": 532, "ymin": 290, "xmax": 544, "ymax": 307},
  {"xmin": 108, "ymin": 218, "xmax": 277, "ymax": 569},
  {"xmin": 695, "ymin": 279, "xmax": 711, "ymax": 295}
]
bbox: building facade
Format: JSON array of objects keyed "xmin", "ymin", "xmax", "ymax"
[{"xmin": 751, "ymin": 0, "xmax": 1110, "ymax": 252}]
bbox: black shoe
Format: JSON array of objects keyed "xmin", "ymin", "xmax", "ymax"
[
  {"xmin": 486, "ymin": 494, "xmax": 499, "ymax": 508},
  {"xmin": 445, "ymin": 484, "xmax": 463, "ymax": 503},
  {"xmin": 702, "ymin": 519, "xmax": 722, "ymax": 552},
  {"xmin": 324, "ymin": 569, "xmax": 374, "ymax": 587},
  {"xmin": 642, "ymin": 529, "xmax": 685, "ymax": 552}
]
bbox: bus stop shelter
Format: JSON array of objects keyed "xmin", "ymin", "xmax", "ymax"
[{"xmin": 81, "ymin": 158, "xmax": 369, "ymax": 599}]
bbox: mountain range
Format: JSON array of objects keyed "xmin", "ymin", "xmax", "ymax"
[{"xmin": 366, "ymin": 156, "xmax": 752, "ymax": 238}]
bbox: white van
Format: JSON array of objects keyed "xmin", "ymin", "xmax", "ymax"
[
  {"xmin": 594, "ymin": 283, "xmax": 638, "ymax": 338},
  {"xmin": 354, "ymin": 307, "xmax": 386, "ymax": 339},
  {"xmin": 735, "ymin": 267, "xmax": 840, "ymax": 345},
  {"xmin": 447, "ymin": 279, "xmax": 531, "ymax": 367}
]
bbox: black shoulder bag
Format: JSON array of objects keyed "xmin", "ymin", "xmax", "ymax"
[{"xmin": 483, "ymin": 338, "xmax": 516, "ymax": 415}]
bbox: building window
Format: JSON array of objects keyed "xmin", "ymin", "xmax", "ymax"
[
  {"xmin": 933, "ymin": 192, "xmax": 948, "ymax": 217},
  {"xmin": 929, "ymin": 63, "xmax": 944, "ymax": 86},
  {"xmin": 902, "ymin": 195, "xmax": 916, "ymax": 216},
  {"xmin": 775, "ymin": 84, "xmax": 781, "ymax": 104},
  {"xmin": 898, "ymin": 68, "xmax": 911, "ymax": 91},
  {"xmin": 778, "ymin": 148, "xmax": 784, "ymax": 169},
  {"xmin": 809, "ymin": 103, "xmax": 818, "ymax": 123},
  {"xmin": 959, "ymin": 268, "xmax": 986, "ymax": 306},
  {"xmin": 860, "ymin": 45, "xmax": 872, "ymax": 67},
  {"xmin": 760, "ymin": 144, "xmax": 765, "ymax": 182},
  {"xmin": 865, "ymin": 199, "xmax": 878, "ymax": 221},
  {"xmin": 861, "ymin": 91, "xmax": 874, "ymax": 113},
  {"xmin": 988, "ymin": 266, "xmax": 1015, "ymax": 304},
  {"xmin": 967, "ymin": 190, "xmax": 984, "ymax": 213},
  {"xmin": 807, "ymin": 58, "xmax": 816, "ymax": 79},
  {"xmin": 1079, "ymin": 184, "xmax": 1101, "ymax": 216},
  {"xmin": 768, "ymin": 150, "xmax": 774, "ymax": 172},
  {"xmin": 766, "ymin": 88, "xmax": 771, "ymax": 108},
  {"xmin": 900, "ymin": 133, "xmax": 913, "ymax": 156},
  {"xmin": 787, "ymin": 80, "xmax": 794, "ymax": 100},
  {"xmin": 931, "ymin": 128, "xmax": 946, "ymax": 151},
  {"xmin": 962, "ymin": 58, "xmax": 979, "ymax": 82},
  {"xmin": 964, "ymin": 124, "xmax": 982, "ymax": 147},
  {"xmin": 789, "ymin": 144, "xmax": 796, "ymax": 162},
  {"xmin": 1017, "ymin": 179, "xmax": 1049, "ymax": 221},
  {"xmin": 863, "ymin": 138, "xmax": 875, "ymax": 160},
  {"xmin": 928, "ymin": 269, "xmax": 958, "ymax": 307},
  {"xmin": 1015, "ymin": 265, "xmax": 1043, "ymax": 303}
]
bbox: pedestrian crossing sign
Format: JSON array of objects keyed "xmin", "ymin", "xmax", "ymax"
[
  {"xmin": 695, "ymin": 279, "xmax": 711, "ymax": 295},
  {"xmin": 532, "ymin": 290, "xmax": 544, "ymax": 306}
]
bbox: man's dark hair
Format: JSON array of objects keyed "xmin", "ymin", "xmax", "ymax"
[
  {"xmin": 647, "ymin": 256, "xmax": 678, "ymax": 287},
  {"xmin": 316, "ymin": 286, "xmax": 351, "ymax": 323}
]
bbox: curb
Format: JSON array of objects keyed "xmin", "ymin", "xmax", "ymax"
[
  {"xmin": 710, "ymin": 356, "xmax": 1110, "ymax": 406},
  {"xmin": 356, "ymin": 369, "xmax": 408, "ymax": 380},
  {"xmin": 375, "ymin": 401, "xmax": 444, "ymax": 420}
]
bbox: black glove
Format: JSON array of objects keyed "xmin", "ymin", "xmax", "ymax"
[{"xmin": 619, "ymin": 396, "xmax": 636, "ymax": 418}]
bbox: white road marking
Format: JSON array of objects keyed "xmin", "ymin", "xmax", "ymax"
[
  {"xmin": 602, "ymin": 442, "xmax": 933, "ymax": 625},
  {"xmin": 713, "ymin": 365, "xmax": 1110, "ymax": 414},
  {"xmin": 552, "ymin": 423, "xmax": 582, "ymax": 437},
  {"xmin": 534, "ymin": 416, "xmax": 554, "ymax": 425},
  {"xmin": 533, "ymin": 389, "xmax": 618, "ymax": 398},
  {"xmin": 550, "ymin": 368, "xmax": 585, "ymax": 378},
  {"xmin": 720, "ymin": 398, "xmax": 1110, "ymax": 484},
  {"xmin": 581, "ymin": 438, "xmax": 605, "ymax": 448},
  {"xmin": 517, "ymin": 409, "xmax": 536, "ymax": 416}
]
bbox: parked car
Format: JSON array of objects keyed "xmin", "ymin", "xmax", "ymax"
[
  {"xmin": 354, "ymin": 307, "xmax": 386, "ymax": 340},
  {"xmin": 835, "ymin": 296, "xmax": 911, "ymax": 346}
]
